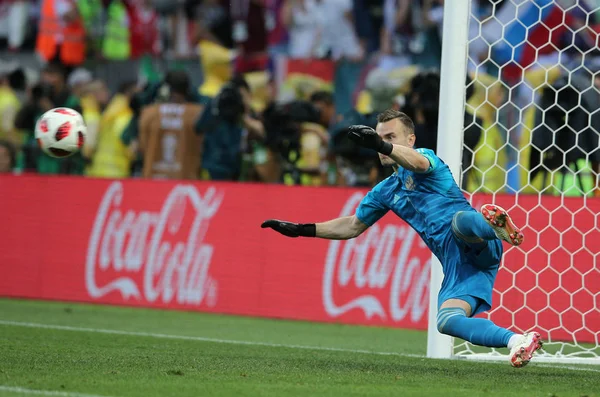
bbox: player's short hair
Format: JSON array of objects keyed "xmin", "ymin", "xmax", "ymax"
[{"xmin": 376, "ymin": 109, "xmax": 415, "ymax": 135}]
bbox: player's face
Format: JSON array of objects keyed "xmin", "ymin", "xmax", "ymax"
[{"xmin": 376, "ymin": 119, "xmax": 415, "ymax": 166}]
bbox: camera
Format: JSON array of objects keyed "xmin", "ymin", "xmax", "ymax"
[{"xmin": 262, "ymin": 100, "xmax": 320, "ymax": 163}]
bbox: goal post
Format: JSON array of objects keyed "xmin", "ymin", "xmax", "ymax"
[
  {"xmin": 427, "ymin": 0, "xmax": 600, "ymax": 365},
  {"xmin": 426, "ymin": 0, "xmax": 471, "ymax": 360}
]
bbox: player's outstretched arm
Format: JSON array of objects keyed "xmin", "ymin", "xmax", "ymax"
[
  {"xmin": 385, "ymin": 144, "xmax": 430, "ymax": 172},
  {"xmin": 348, "ymin": 125, "xmax": 429, "ymax": 172},
  {"xmin": 261, "ymin": 215, "xmax": 368, "ymax": 240}
]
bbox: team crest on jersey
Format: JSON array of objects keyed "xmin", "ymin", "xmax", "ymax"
[{"xmin": 405, "ymin": 175, "xmax": 415, "ymax": 190}]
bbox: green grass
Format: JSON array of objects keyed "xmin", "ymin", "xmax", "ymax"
[{"xmin": 0, "ymin": 299, "xmax": 599, "ymax": 397}]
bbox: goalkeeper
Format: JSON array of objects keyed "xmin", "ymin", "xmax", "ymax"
[{"xmin": 261, "ymin": 109, "xmax": 542, "ymax": 368}]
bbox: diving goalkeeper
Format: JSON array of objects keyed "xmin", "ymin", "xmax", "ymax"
[{"xmin": 261, "ymin": 109, "xmax": 542, "ymax": 368}]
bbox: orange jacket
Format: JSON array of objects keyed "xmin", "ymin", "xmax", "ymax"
[{"xmin": 36, "ymin": 0, "xmax": 86, "ymax": 66}]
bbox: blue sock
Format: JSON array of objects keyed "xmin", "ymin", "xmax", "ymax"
[
  {"xmin": 452, "ymin": 211, "xmax": 497, "ymax": 241},
  {"xmin": 437, "ymin": 308, "xmax": 514, "ymax": 348}
]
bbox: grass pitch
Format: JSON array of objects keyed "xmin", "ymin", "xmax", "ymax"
[{"xmin": 0, "ymin": 299, "xmax": 598, "ymax": 397}]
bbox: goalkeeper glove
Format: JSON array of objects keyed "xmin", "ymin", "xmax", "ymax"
[
  {"xmin": 347, "ymin": 125, "xmax": 393, "ymax": 156},
  {"xmin": 261, "ymin": 219, "xmax": 316, "ymax": 238}
]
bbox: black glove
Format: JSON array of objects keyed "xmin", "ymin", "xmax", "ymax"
[
  {"xmin": 261, "ymin": 219, "xmax": 316, "ymax": 238},
  {"xmin": 347, "ymin": 125, "xmax": 393, "ymax": 155}
]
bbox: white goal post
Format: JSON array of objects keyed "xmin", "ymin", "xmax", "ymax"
[
  {"xmin": 427, "ymin": 0, "xmax": 600, "ymax": 365},
  {"xmin": 426, "ymin": 0, "xmax": 471, "ymax": 360}
]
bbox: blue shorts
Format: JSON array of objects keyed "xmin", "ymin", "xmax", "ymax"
[{"xmin": 437, "ymin": 229, "xmax": 503, "ymax": 316}]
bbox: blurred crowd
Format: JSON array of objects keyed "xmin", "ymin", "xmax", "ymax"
[{"xmin": 0, "ymin": 0, "xmax": 599, "ymax": 196}]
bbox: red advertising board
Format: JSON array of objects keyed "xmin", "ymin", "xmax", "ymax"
[{"xmin": 0, "ymin": 175, "xmax": 598, "ymax": 343}]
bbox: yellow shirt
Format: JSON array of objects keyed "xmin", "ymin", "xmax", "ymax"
[
  {"xmin": 0, "ymin": 86, "xmax": 21, "ymax": 143},
  {"xmin": 87, "ymin": 94, "xmax": 133, "ymax": 178},
  {"xmin": 197, "ymin": 40, "xmax": 234, "ymax": 97}
]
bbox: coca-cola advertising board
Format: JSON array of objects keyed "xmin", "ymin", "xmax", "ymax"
[{"xmin": 0, "ymin": 175, "xmax": 598, "ymax": 343}]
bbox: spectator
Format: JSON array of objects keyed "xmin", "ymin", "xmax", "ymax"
[
  {"xmin": 379, "ymin": 0, "xmax": 441, "ymax": 70},
  {"xmin": 403, "ymin": 70, "xmax": 440, "ymax": 152},
  {"xmin": 138, "ymin": 70, "xmax": 204, "ymax": 180},
  {"xmin": 40, "ymin": 62, "xmax": 80, "ymax": 111},
  {"xmin": 308, "ymin": 90, "xmax": 338, "ymax": 184},
  {"xmin": 197, "ymin": 40, "xmax": 235, "ymax": 97},
  {"xmin": 0, "ymin": 63, "xmax": 24, "ymax": 146},
  {"xmin": 88, "ymin": 80, "xmax": 139, "ymax": 178},
  {"xmin": 76, "ymin": 0, "xmax": 104, "ymax": 57},
  {"xmin": 15, "ymin": 62, "xmax": 83, "ymax": 174},
  {"xmin": 0, "ymin": 140, "xmax": 16, "ymax": 173},
  {"xmin": 316, "ymin": 0, "xmax": 363, "ymax": 61},
  {"xmin": 328, "ymin": 106, "xmax": 379, "ymax": 187},
  {"xmin": 314, "ymin": 0, "xmax": 364, "ymax": 115},
  {"xmin": 78, "ymin": 79, "xmax": 111, "ymax": 158},
  {"xmin": 128, "ymin": 0, "xmax": 161, "ymax": 59},
  {"xmin": 262, "ymin": 97, "xmax": 328, "ymax": 186},
  {"xmin": 186, "ymin": 0, "xmax": 233, "ymax": 49},
  {"xmin": 284, "ymin": 1, "xmax": 359, "ymax": 60},
  {"xmin": 260, "ymin": 99, "xmax": 328, "ymax": 185},
  {"xmin": 0, "ymin": 0, "xmax": 29, "ymax": 51},
  {"xmin": 15, "ymin": 63, "xmax": 75, "ymax": 139},
  {"xmin": 400, "ymin": 70, "xmax": 483, "ymax": 190},
  {"xmin": 296, "ymin": 115, "xmax": 328, "ymax": 186},
  {"xmin": 309, "ymin": 90, "xmax": 335, "ymax": 128},
  {"xmin": 14, "ymin": 84, "xmax": 53, "ymax": 149},
  {"xmin": 67, "ymin": 67, "xmax": 93, "ymax": 98},
  {"xmin": 267, "ymin": 0, "xmax": 287, "ymax": 56},
  {"xmin": 352, "ymin": 0, "xmax": 384, "ymax": 55},
  {"xmin": 36, "ymin": 0, "xmax": 87, "ymax": 70},
  {"xmin": 196, "ymin": 75, "xmax": 264, "ymax": 180},
  {"xmin": 119, "ymin": 68, "xmax": 209, "ymax": 176},
  {"xmin": 66, "ymin": 68, "xmax": 101, "ymax": 158},
  {"xmin": 101, "ymin": 0, "xmax": 131, "ymax": 60},
  {"xmin": 230, "ymin": 0, "xmax": 269, "ymax": 73},
  {"xmin": 281, "ymin": 0, "xmax": 320, "ymax": 59},
  {"xmin": 530, "ymin": 71, "xmax": 600, "ymax": 197}
]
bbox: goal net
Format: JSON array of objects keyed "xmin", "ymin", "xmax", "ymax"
[{"xmin": 430, "ymin": 0, "xmax": 600, "ymax": 365}]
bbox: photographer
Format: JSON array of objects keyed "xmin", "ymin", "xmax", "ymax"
[
  {"xmin": 121, "ymin": 69, "xmax": 211, "ymax": 176},
  {"xmin": 403, "ymin": 71, "xmax": 482, "ymax": 190},
  {"xmin": 260, "ymin": 99, "xmax": 329, "ymax": 185},
  {"xmin": 329, "ymin": 106, "xmax": 380, "ymax": 187},
  {"xmin": 195, "ymin": 75, "xmax": 264, "ymax": 181},
  {"xmin": 138, "ymin": 70, "xmax": 204, "ymax": 180}
]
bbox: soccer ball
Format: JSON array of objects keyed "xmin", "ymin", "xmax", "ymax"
[{"xmin": 35, "ymin": 107, "xmax": 87, "ymax": 158}]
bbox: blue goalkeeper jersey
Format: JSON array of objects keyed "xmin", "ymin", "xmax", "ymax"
[{"xmin": 356, "ymin": 148, "xmax": 476, "ymax": 260}]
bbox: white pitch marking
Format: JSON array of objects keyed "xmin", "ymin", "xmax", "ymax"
[
  {"xmin": 1, "ymin": 320, "xmax": 599, "ymax": 373},
  {"xmin": 0, "ymin": 320, "xmax": 420, "ymax": 358},
  {"xmin": 0, "ymin": 386, "xmax": 113, "ymax": 397}
]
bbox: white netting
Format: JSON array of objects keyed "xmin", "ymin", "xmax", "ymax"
[{"xmin": 455, "ymin": 0, "xmax": 600, "ymax": 363}]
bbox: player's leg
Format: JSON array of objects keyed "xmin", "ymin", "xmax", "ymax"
[
  {"xmin": 452, "ymin": 205, "xmax": 524, "ymax": 246},
  {"xmin": 437, "ymin": 297, "xmax": 514, "ymax": 348},
  {"xmin": 437, "ymin": 297, "xmax": 543, "ymax": 368},
  {"xmin": 440, "ymin": 230, "xmax": 540, "ymax": 366}
]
